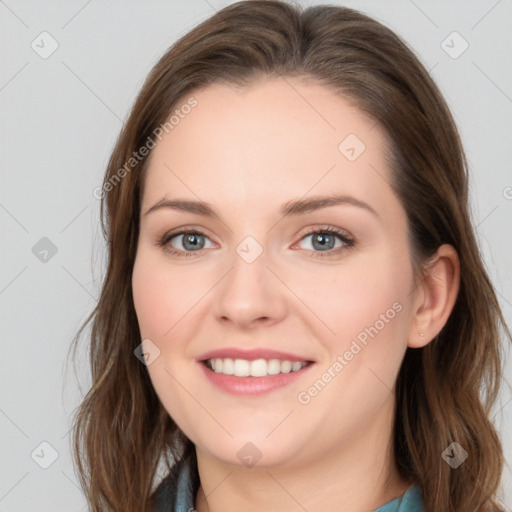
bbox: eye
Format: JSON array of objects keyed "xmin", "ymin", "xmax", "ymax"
[
  {"xmin": 294, "ymin": 226, "xmax": 355, "ymax": 258},
  {"xmin": 157, "ymin": 228, "xmax": 215, "ymax": 257}
]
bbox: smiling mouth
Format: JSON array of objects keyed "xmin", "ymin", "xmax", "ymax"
[{"xmin": 203, "ymin": 358, "xmax": 312, "ymax": 377}]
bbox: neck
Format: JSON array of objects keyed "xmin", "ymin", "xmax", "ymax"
[{"xmin": 194, "ymin": 401, "xmax": 411, "ymax": 512}]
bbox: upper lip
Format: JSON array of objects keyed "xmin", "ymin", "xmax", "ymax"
[{"xmin": 198, "ymin": 348, "xmax": 315, "ymax": 362}]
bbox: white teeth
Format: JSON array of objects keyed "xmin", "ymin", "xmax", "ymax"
[
  {"xmin": 280, "ymin": 360, "xmax": 292, "ymax": 374},
  {"xmin": 206, "ymin": 358, "xmax": 308, "ymax": 377},
  {"xmin": 267, "ymin": 359, "xmax": 281, "ymax": 375},
  {"xmin": 222, "ymin": 358, "xmax": 234, "ymax": 375},
  {"xmin": 250, "ymin": 359, "xmax": 268, "ymax": 377},
  {"xmin": 233, "ymin": 359, "xmax": 250, "ymax": 377}
]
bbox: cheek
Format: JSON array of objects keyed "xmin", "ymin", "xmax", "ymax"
[
  {"xmin": 302, "ymin": 249, "xmax": 413, "ymax": 401},
  {"xmin": 132, "ymin": 249, "xmax": 204, "ymax": 343},
  {"xmin": 294, "ymin": 265, "xmax": 411, "ymax": 438},
  {"xmin": 132, "ymin": 251, "xmax": 201, "ymax": 427},
  {"xmin": 132, "ymin": 269, "xmax": 167, "ymax": 341},
  {"xmin": 294, "ymin": 251, "xmax": 412, "ymax": 348}
]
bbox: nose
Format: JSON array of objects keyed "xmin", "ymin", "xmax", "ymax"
[{"xmin": 212, "ymin": 243, "xmax": 288, "ymax": 330}]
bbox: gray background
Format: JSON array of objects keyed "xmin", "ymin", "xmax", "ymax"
[{"xmin": 1, "ymin": 0, "xmax": 511, "ymax": 510}]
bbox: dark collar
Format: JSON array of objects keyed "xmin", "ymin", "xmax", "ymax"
[{"xmin": 151, "ymin": 449, "xmax": 200, "ymax": 512}]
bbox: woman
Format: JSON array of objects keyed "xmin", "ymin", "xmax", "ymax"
[{"xmin": 71, "ymin": 1, "xmax": 510, "ymax": 511}]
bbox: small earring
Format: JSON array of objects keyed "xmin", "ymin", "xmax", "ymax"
[{"xmin": 419, "ymin": 332, "xmax": 425, "ymax": 337}]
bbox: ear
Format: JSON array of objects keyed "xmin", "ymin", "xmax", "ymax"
[{"xmin": 408, "ymin": 244, "xmax": 460, "ymax": 348}]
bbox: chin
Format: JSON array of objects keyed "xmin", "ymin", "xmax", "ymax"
[{"xmin": 193, "ymin": 430, "xmax": 309, "ymax": 470}]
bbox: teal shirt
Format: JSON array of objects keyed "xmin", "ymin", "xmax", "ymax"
[
  {"xmin": 375, "ymin": 485, "xmax": 423, "ymax": 511},
  {"xmin": 151, "ymin": 450, "xmax": 424, "ymax": 511}
]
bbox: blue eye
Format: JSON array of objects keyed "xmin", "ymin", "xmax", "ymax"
[
  {"xmin": 300, "ymin": 230, "xmax": 345, "ymax": 251},
  {"xmin": 159, "ymin": 230, "xmax": 214, "ymax": 256},
  {"xmin": 295, "ymin": 227, "xmax": 355, "ymax": 258}
]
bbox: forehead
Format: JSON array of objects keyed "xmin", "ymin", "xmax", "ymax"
[{"xmin": 142, "ymin": 76, "xmax": 397, "ymax": 218}]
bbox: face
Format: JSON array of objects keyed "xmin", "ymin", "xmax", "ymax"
[{"xmin": 132, "ymin": 76, "xmax": 418, "ymax": 469}]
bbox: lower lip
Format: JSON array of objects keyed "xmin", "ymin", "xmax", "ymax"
[{"xmin": 198, "ymin": 361, "xmax": 315, "ymax": 396}]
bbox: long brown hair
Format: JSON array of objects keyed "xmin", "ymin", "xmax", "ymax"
[{"xmin": 70, "ymin": 1, "xmax": 510, "ymax": 510}]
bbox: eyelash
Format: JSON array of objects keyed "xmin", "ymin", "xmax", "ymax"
[{"xmin": 156, "ymin": 225, "xmax": 355, "ymax": 259}]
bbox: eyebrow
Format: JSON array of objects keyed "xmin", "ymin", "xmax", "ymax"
[{"xmin": 143, "ymin": 194, "xmax": 379, "ymax": 219}]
